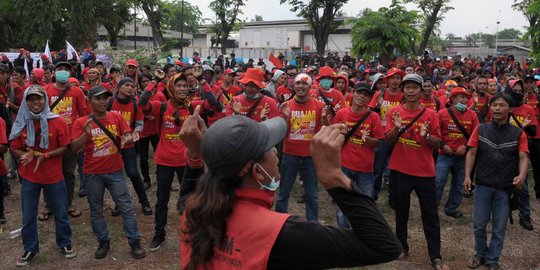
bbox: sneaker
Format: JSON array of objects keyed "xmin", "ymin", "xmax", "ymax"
[
  {"xmin": 60, "ymin": 245, "xmax": 77, "ymax": 259},
  {"xmin": 519, "ymin": 218, "xmax": 534, "ymax": 231},
  {"xmin": 142, "ymin": 204, "xmax": 153, "ymax": 216},
  {"xmin": 486, "ymin": 263, "xmax": 501, "ymax": 270},
  {"xmin": 129, "ymin": 240, "xmax": 146, "ymax": 259},
  {"xmin": 467, "ymin": 255, "xmax": 484, "ymax": 269},
  {"xmin": 111, "ymin": 207, "xmax": 121, "ymax": 217},
  {"xmin": 78, "ymin": 189, "xmax": 87, "ymax": 198},
  {"xmin": 94, "ymin": 240, "xmax": 110, "ymax": 259},
  {"xmin": 445, "ymin": 211, "xmax": 464, "ymax": 219},
  {"xmin": 16, "ymin": 251, "xmax": 36, "ymax": 267},
  {"xmin": 7, "ymin": 172, "xmax": 17, "ymax": 179},
  {"xmin": 148, "ymin": 235, "xmax": 165, "ymax": 251},
  {"xmin": 0, "ymin": 212, "xmax": 6, "ymax": 224}
]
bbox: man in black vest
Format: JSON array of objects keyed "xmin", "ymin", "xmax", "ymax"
[{"xmin": 464, "ymin": 93, "xmax": 529, "ymax": 270}]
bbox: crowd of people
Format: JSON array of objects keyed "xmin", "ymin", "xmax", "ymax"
[{"xmin": 0, "ymin": 48, "xmax": 539, "ymax": 270}]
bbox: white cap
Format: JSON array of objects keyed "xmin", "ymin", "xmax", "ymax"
[
  {"xmin": 294, "ymin": 73, "xmax": 312, "ymax": 85},
  {"xmin": 435, "ymin": 58, "xmax": 441, "ymax": 61}
]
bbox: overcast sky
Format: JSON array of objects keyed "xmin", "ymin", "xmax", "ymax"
[{"xmin": 194, "ymin": 0, "xmax": 528, "ymax": 37}]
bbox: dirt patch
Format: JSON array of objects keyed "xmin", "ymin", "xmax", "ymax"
[{"xmin": 1, "ymin": 171, "xmax": 539, "ymax": 269}]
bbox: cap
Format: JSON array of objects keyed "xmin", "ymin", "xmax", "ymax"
[
  {"xmin": 118, "ymin": 77, "xmax": 135, "ymax": 89},
  {"xmin": 524, "ymin": 75, "xmax": 536, "ymax": 82},
  {"xmin": 201, "ymin": 116, "xmax": 287, "ymax": 179},
  {"xmin": 239, "ymin": 68, "xmax": 265, "ymax": 89},
  {"xmin": 0, "ymin": 64, "xmax": 9, "ymax": 72},
  {"xmin": 54, "ymin": 61, "xmax": 72, "ymax": 70},
  {"xmin": 435, "ymin": 58, "xmax": 441, "ymax": 61},
  {"xmin": 25, "ymin": 85, "xmax": 45, "ymax": 98},
  {"xmin": 354, "ymin": 82, "xmax": 373, "ymax": 95},
  {"xmin": 68, "ymin": 77, "xmax": 80, "ymax": 86},
  {"xmin": 315, "ymin": 66, "xmax": 335, "ymax": 81},
  {"xmin": 400, "ymin": 74, "xmax": 423, "ymax": 87},
  {"xmin": 445, "ymin": 80, "xmax": 457, "ymax": 86},
  {"xmin": 126, "ymin": 59, "xmax": 138, "ymax": 67},
  {"xmin": 508, "ymin": 79, "xmax": 524, "ymax": 89},
  {"xmin": 294, "ymin": 73, "xmax": 312, "ymax": 85},
  {"xmin": 88, "ymin": 86, "xmax": 112, "ymax": 99},
  {"xmin": 95, "ymin": 59, "xmax": 103, "ymax": 65},
  {"xmin": 385, "ymin": 67, "xmax": 405, "ymax": 79},
  {"xmin": 449, "ymin": 87, "xmax": 471, "ymax": 99},
  {"xmin": 110, "ymin": 65, "xmax": 122, "ymax": 73},
  {"xmin": 223, "ymin": 68, "xmax": 236, "ymax": 76}
]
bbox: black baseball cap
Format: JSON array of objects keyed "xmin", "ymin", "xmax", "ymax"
[
  {"xmin": 54, "ymin": 61, "xmax": 72, "ymax": 70},
  {"xmin": 354, "ymin": 82, "xmax": 373, "ymax": 95},
  {"xmin": 201, "ymin": 116, "xmax": 287, "ymax": 179},
  {"xmin": 88, "ymin": 86, "xmax": 112, "ymax": 99}
]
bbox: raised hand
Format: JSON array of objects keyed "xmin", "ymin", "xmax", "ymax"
[
  {"xmin": 361, "ymin": 127, "xmax": 370, "ymax": 141},
  {"xmin": 522, "ymin": 115, "xmax": 531, "ymax": 127},
  {"xmin": 310, "ymin": 123, "xmax": 349, "ymax": 190},
  {"xmin": 279, "ymin": 102, "xmax": 290, "ymax": 119},
  {"xmin": 232, "ymin": 99, "xmax": 242, "ymax": 114},
  {"xmin": 179, "ymin": 105, "xmax": 207, "ymax": 159},
  {"xmin": 392, "ymin": 111, "xmax": 402, "ymax": 129},
  {"xmin": 260, "ymin": 103, "xmax": 270, "ymax": 120},
  {"xmin": 84, "ymin": 118, "xmax": 94, "ymax": 136},
  {"xmin": 420, "ymin": 121, "xmax": 430, "ymax": 137}
]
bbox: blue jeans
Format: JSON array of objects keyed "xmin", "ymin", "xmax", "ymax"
[
  {"xmin": 435, "ymin": 154, "xmax": 465, "ymax": 214},
  {"xmin": 85, "ymin": 171, "xmax": 140, "ymax": 244},
  {"xmin": 121, "ymin": 147, "xmax": 149, "ymax": 206},
  {"xmin": 336, "ymin": 168, "xmax": 375, "ymax": 228},
  {"xmin": 373, "ymin": 140, "xmax": 393, "ymax": 200},
  {"xmin": 473, "ymin": 184, "xmax": 510, "ymax": 265},
  {"xmin": 276, "ymin": 154, "xmax": 318, "ymax": 221},
  {"xmin": 518, "ymin": 177, "xmax": 531, "ymax": 220},
  {"xmin": 20, "ymin": 178, "xmax": 72, "ymax": 253}
]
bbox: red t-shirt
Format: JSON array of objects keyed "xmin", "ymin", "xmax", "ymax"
[
  {"xmin": 343, "ymin": 91, "xmax": 353, "ymax": 108},
  {"xmin": 109, "ymin": 96, "xmax": 144, "ymax": 148},
  {"xmin": 275, "ymin": 85, "xmax": 294, "ymax": 103},
  {"xmin": 0, "ymin": 118, "xmax": 8, "ymax": 176},
  {"xmin": 468, "ymin": 125, "xmax": 529, "ymax": 153},
  {"xmin": 225, "ymin": 94, "xmax": 279, "ymax": 122},
  {"xmin": 333, "ymin": 107, "xmax": 384, "ymax": 173},
  {"xmin": 509, "ymin": 104, "xmax": 538, "ymax": 139},
  {"xmin": 385, "ymin": 106, "xmax": 440, "ymax": 177},
  {"xmin": 526, "ymin": 93, "xmax": 539, "ymax": 118},
  {"xmin": 282, "ymin": 98, "xmax": 324, "ymax": 157},
  {"xmin": 71, "ymin": 112, "xmax": 129, "ymax": 174},
  {"xmin": 437, "ymin": 107, "xmax": 479, "ymax": 152},
  {"xmin": 309, "ymin": 88, "xmax": 346, "ymax": 112},
  {"xmin": 420, "ymin": 96, "xmax": 440, "ymax": 112},
  {"xmin": 467, "ymin": 94, "xmax": 492, "ymax": 121},
  {"xmin": 144, "ymin": 100, "xmax": 189, "ymax": 167},
  {"xmin": 219, "ymin": 84, "xmax": 242, "ymax": 107},
  {"xmin": 0, "ymin": 81, "xmax": 24, "ymax": 106},
  {"xmin": 46, "ymin": 83, "xmax": 87, "ymax": 127},
  {"xmin": 11, "ymin": 117, "xmax": 70, "ymax": 183},
  {"xmin": 369, "ymin": 90, "xmax": 403, "ymax": 127},
  {"xmin": 140, "ymin": 90, "xmax": 166, "ymax": 138}
]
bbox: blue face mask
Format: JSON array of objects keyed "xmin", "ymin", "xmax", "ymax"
[
  {"xmin": 455, "ymin": 102, "xmax": 467, "ymax": 112},
  {"xmin": 320, "ymin": 79, "xmax": 333, "ymax": 89},
  {"xmin": 255, "ymin": 164, "xmax": 279, "ymax": 191},
  {"xmin": 55, "ymin": 70, "xmax": 70, "ymax": 84}
]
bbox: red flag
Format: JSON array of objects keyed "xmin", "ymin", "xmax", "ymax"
[{"xmin": 269, "ymin": 53, "xmax": 283, "ymax": 69}]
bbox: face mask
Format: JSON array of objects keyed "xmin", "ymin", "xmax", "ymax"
[
  {"xmin": 455, "ymin": 102, "xmax": 467, "ymax": 112},
  {"xmin": 255, "ymin": 164, "xmax": 279, "ymax": 191},
  {"xmin": 320, "ymin": 79, "xmax": 333, "ymax": 89},
  {"xmin": 55, "ymin": 70, "xmax": 70, "ymax": 84}
]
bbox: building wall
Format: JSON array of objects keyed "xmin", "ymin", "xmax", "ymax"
[
  {"xmin": 302, "ymin": 33, "xmax": 352, "ymax": 53},
  {"xmin": 239, "ymin": 27, "xmax": 289, "ymax": 49}
]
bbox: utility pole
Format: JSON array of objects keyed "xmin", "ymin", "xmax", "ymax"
[
  {"xmin": 180, "ymin": 0, "xmax": 184, "ymax": 58},
  {"xmin": 495, "ymin": 10, "xmax": 500, "ymax": 55},
  {"xmin": 134, "ymin": 7, "xmax": 137, "ymax": 50}
]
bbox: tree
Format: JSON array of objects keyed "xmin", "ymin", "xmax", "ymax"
[
  {"xmin": 497, "ymin": 28, "xmax": 523, "ymax": 39},
  {"xmin": 209, "ymin": 0, "xmax": 245, "ymax": 54},
  {"xmin": 445, "ymin": 33, "xmax": 460, "ymax": 40},
  {"xmin": 403, "ymin": 0, "xmax": 453, "ymax": 56},
  {"xmin": 138, "ymin": 0, "xmax": 166, "ymax": 50},
  {"xmin": 252, "ymin": 15, "xmax": 264, "ymax": 22},
  {"xmin": 281, "ymin": 0, "xmax": 349, "ymax": 54},
  {"xmin": 349, "ymin": 3, "xmax": 420, "ymax": 65},
  {"xmin": 13, "ymin": 0, "xmax": 63, "ymax": 50},
  {"xmin": 162, "ymin": 0, "xmax": 204, "ymax": 36},
  {"xmin": 94, "ymin": 0, "xmax": 134, "ymax": 48},
  {"xmin": 62, "ymin": 0, "xmax": 98, "ymax": 48},
  {"xmin": 464, "ymin": 34, "xmax": 476, "ymax": 47},
  {"xmin": 0, "ymin": 0, "xmax": 17, "ymax": 50},
  {"xmin": 514, "ymin": 0, "xmax": 539, "ymax": 48}
]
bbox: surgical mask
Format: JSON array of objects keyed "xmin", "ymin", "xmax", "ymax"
[
  {"xmin": 455, "ymin": 102, "xmax": 467, "ymax": 112},
  {"xmin": 255, "ymin": 164, "xmax": 279, "ymax": 191},
  {"xmin": 55, "ymin": 70, "xmax": 70, "ymax": 84},
  {"xmin": 320, "ymin": 79, "xmax": 333, "ymax": 89}
]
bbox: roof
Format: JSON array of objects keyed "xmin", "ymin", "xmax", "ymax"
[
  {"xmin": 499, "ymin": 45, "xmax": 532, "ymax": 52},
  {"xmin": 200, "ymin": 17, "xmax": 353, "ymax": 30}
]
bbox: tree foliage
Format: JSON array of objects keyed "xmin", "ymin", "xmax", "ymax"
[
  {"xmin": 402, "ymin": 0, "xmax": 453, "ymax": 56},
  {"xmin": 12, "ymin": 0, "xmax": 63, "ymax": 50},
  {"xmin": 349, "ymin": 3, "xmax": 420, "ymax": 65},
  {"xmin": 209, "ymin": 0, "xmax": 245, "ymax": 54},
  {"xmin": 281, "ymin": 0, "xmax": 348, "ymax": 54},
  {"xmin": 514, "ymin": 0, "xmax": 540, "ymax": 49},
  {"xmin": 94, "ymin": 0, "xmax": 134, "ymax": 48},
  {"xmin": 161, "ymin": 0, "xmax": 204, "ymax": 36},
  {"xmin": 497, "ymin": 28, "xmax": 523, "ymax": 39}
]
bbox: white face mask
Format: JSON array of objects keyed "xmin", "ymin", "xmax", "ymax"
[{"xmin": 255, "ymin": 164, "xmax": 279, "ymax": 191}]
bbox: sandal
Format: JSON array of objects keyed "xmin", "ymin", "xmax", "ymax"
[
  {"xmin": 431, "ymin": 258, "xmax": 449, "ymax": 270},
  {"xmin": 38, "ymin": 209, "xmax": 52, "ymax": 221},
  {"xmin": 67, "ymin": 207, "xmax": 81, "ymax": 218},
  {"xmin": 467, "ymin": 255, "xmax": 484, "ymax": 269}
]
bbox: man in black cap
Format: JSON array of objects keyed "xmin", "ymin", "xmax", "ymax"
[{"xmin": 71, "ymin": 86, "xmax": 145, "ymax": 260}]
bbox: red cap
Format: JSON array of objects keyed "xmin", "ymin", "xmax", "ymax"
[
  {"xmin": 126, "ymin": 59, "xmax": 138, "ymax": 67},
  {"xmin": 223, "ymin": 68, "xmax": 236, "ymax": 76},
  {"xmin": 449, "ymin": 87, "xmax": 471, "ymax": 99},
  {"xmin": 174, "ymin": 60, "xmax": 183, "ymax": 66},
  {"xmin": 385, "ymin": 67, "xmax": 405, "ymax": 79},
  {"xmin": 315, "ymin": 66, "xmax": 335, "ymax": 81},
  {"xmin": 40, "ymin": 54, "xmax": 48, "ymax": 60},
  {"xmin": 82, "ymin": 67, "xmax": 90, "ymax": 76},
  {"xmin": 238, "ymin": 68, "xmax": 265, "ymax": 89},
  {"xmin": 68, "ymin": 77, "xmax": 80, "ymax": 86},
  {"xmin": 1, "ymin": 55, "xmax": 8, "ymax": 61}
]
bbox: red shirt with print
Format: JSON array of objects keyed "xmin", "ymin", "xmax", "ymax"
[
  {"xmin": 385, "ymin": 106, "xmax": 440, "ymax": 177},
  {"xmin": 421, "ymin": 96, "xmax": 440, "ymax": 112},
  {"xmin": 0, "ymin": 118, "xmax": 8, "ymax": 176},
  {"xmin": 46, "ymin": 83, "xmax": 87, "ymax": 127},
  {"xmin": 140, "ymin": 90, "xmax": 166, "ymax": 138},
  {"xmin": 275, "ymin": 85, "xmax": 294, "ymax": 103},
  {"xmin": 467, "ymin": 94, "xmax": 492, "ymax": 121},
  {"xmin": 509, "ymin": 104, "xmax": 538, "ymax": 139},
  {"xmin": 526, "ymin": 93, "xmax": 539, "ymax": 118},
  {"xmin": 143, "ymin": 100, "xmax": 189, "ymax": 167},
  {"xmin": 0, "ymin": 81, "xmax": 24, "ymax": 106},
  {"xmin": 368, "ymin": 90, "xmax": 403, "ymax": 127},
  {"xmin": 333, "ymin": 107, "xmax": 384, "ymax": 173},
  {"xmin": 11, "ymin": 117, "xmax": 70, "ymax": 184},
  {"xmin": 309, "ymin": 88, "xmax": 346, "ymax": 112},
  {"xmin": 226, "ymin": 94, "xmax": 279, "ymax": 122},
  {"xmin": 437, "ymin": 107, "xmax": 479, "ymax": 152},
  {"xmin": 219, "ymin": 84, "xmax": 242, "ymax": 106},
  {"xmin": 282, "ymin": 98, "xmax": 324, "ymax": 157},
  {"xmin": 109, "ymin": 96, "xmax": 144, "ymax": 148},
  {"xmin": 71, "ymin": 112, "xmax": 129, "ymax": 174}
]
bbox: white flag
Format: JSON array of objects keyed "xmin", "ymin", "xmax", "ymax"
[
  {"xmin": 44, "ymin": 40, "xmax": 51, "ymax": 62},
  {"xmin": 66, "ymin": 40, "xmax": 80, "ymax": 62},
  {"xmin": 24, "ymin": 58, "xmax": 30, "ymax": 81}
]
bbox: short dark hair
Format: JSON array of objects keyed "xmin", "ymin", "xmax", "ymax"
[
  {"xmin": 490, "ymin": 93, "xmax": 512, "ymax": 106},
  {"xmin": 285, "ymin": 65, "xmax": 298, "ymax": 73},
  {"xmin": 13, "ymin": 66, "xmax": 25, "ymax": 75},
  {"xmin": 162, "ymin": 64, "xmax": 175, "ymax": 73}
]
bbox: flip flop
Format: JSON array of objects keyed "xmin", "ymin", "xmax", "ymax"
[
  {"xmin": 431, "ymin": 258, "xmax": 449, "ymax": 270},
  {"xmin": 38, "ymin": 211, "xmax": 52, "ymax": 221},
  {"xmin": 67, "ymin": 208, "xmax": 81, "ymax": 218}
]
